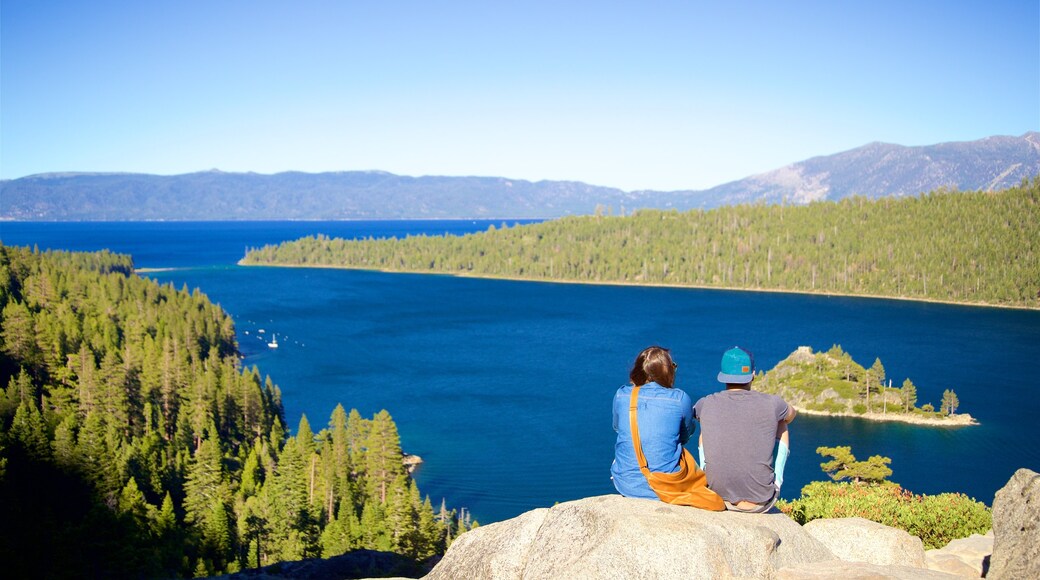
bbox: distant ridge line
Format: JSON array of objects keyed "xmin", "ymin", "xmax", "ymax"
[{"xmin": 3, "ymin": 132, "xmax": 1037, "ymax": 220}]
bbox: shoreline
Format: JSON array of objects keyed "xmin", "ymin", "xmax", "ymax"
[
  {"xmin": 236, "ymin": 260, "xmax": 1039, "ymax": 312},
  {"xmin": 795, "ymin": 407, "xmax": 978, "ymax": 427}
]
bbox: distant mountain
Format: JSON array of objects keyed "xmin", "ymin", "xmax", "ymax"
[
  {"xmin": 701, "ymin": 132, "xmax": 1040, "ymax": 205},
  {"xmin": 0, "ymin": 170, "xmax": 651, "ymax": 220},
  {"xmin": 2, "ymin": 132, "xmax": 1037, "ymax": 220}
]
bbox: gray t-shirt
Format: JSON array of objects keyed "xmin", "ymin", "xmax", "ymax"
[{"xmin": 693, "ymin": 389, "xmax": 790, "ymax": 504}]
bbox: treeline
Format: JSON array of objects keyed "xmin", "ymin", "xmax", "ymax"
[
  {"xmin": 0, "ymin": 245, "xmax": 467, "ymax": 578},
  {"xmin": 755, "ymin": 345, "xmax": 961, "ymax": 417},
  {"xmin": 242, "ymin": 179, "xmax": 1040, "ymax": 308}
]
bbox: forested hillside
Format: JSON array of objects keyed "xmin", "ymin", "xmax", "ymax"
[
  {"xmin": 242, "ymin": 179, "xmax": 1040, "ymax": 308},
  {"xmin": 0, "ymin": 246, "xmax": 466, "ymax": 578}
]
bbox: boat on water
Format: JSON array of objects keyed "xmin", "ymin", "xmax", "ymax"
[{"xmin": 268, "ymin": 335, "xmax": 279, "ymax": 349}]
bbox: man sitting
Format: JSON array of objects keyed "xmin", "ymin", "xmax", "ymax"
[{"xmin": 693, "ymin": 346, "xmax": 796, "ymax": 512}]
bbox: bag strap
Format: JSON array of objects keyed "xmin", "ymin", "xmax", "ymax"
[{"xmin": 629, "ymin": 385, "xmax": 652, "ymax": 475}]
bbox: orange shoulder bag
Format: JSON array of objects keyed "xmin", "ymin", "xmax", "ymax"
[{"xmin": 629, "ymin": 385, "xmax": 724, "ymax": 511}]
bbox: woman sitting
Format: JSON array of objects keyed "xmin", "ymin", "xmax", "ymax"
[{"xmin": 610, "ymin": 346, "xmax": 693, "ymax": 499}]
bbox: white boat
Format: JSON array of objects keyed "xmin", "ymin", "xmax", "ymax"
[{"xmin": 268, "ymin": 335, "xmax": 279, "ymax": 349}]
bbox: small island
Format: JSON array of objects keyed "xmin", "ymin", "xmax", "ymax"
[{"xmin": 755, "ymin": 345, "xmax": 976, "ymax": 426}]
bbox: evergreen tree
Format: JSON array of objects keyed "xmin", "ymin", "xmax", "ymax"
[
  {"xmin": 384, "ymin": 474, "xmax": 417, "ymax": 555},
  {"xmin": 118, "ymin": 476, "xmax": 154, "ymax": 527},
  {"xmin": 364, "ymin": 410, "xmax": 404, "ymax": 504},
  {"xmin": 51, "ymin": 413, "xmax": 79, "ymax": 470},
  {"xmin": 9, "ymin": 399, "xmax": 49, "ymax": 459},
  {"xmin": 417, "ymin": 495, "xmax": 442, "ymax": 559},
  {"xmin": 183, "ymin": 432, "xmax": 226, "ymax": 528},
  {"xmin": 319, "ymin": 498, "xmax": 356, "ymax": 557},
  {"xmin": 941, "ymin": 389, "xmax": 960, "ymax": 415},
  {"xmin": 359, "ymin": 500, "xmax": 391, "ymax": 551},
  {"xmin": 240, "ymin": 441, "xmax": 264, "ymax": 498},
  {"xmin": 902, "ymin": 379, "xmax": 917, "ymax": 413},
  {"xmin": 818, "ymin": 445, "xmax": 893, "ymax": 484},
  {"xmin": 201, "ymin": 499, "xmax": 233, "ymax": 574},
  {"xmin": 156, "ymin": 491, "xmax": 178, "ymax": 535}
]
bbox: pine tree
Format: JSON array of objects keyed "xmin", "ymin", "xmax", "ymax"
[
  {"xmin": 902, "ymin": 379, "xmax": 917, "ymax": 413},
  {"xmin": 77, "ymin": 410, "xmax": 118, "ymax": 496},
  {"xmin": 239, "ymin": 497, "xmax": 269, "ymax": 569},
  {"xmin": 183, "ymin": 431, "xmax": 226, "ymax": 528},
  {"xmin": 319, "ymin": 498, "xmax": 356, "ymax": 557},
  {"xmin": 359, "ymin": 500, "xmax": 391, "ymax": 551},
  {"xmin": 417, "ymin": 495, "xmax": 442, "ymax": 559},
  {"xmin": 156, "ymin": 491, "xmax": 178, "ymax": 535},
  {"xmin": 817, "ymin": 445, "xmax": 893, "ymax": 484},
  {"xmin": 9, "ymin": 399, "xmax": 50, "ymax": 459},
  {"xmin": 262, "ymin": 436, "xmax": 319, "ymax": 561},
  {"xmin": 201, "ymin": 500, "xmax": 233, "ymax": 574},
  {"xmin": 240, "ymin": 441, "xmax": 263, "ymax": 498},
  {"xmin": 384, "ymin": 474, "xmax": 417, "ymax": 555},
  {"xmin": 51, "ymin": 413, "xmax": 79, "ymax": 470},
  {"xmin": 118, "ymin": 476, "xmax": 153, "ymax": 527},
  {"xmin": 941, "ymin": 389, "xmax": 960, "ymax": 415},
  {"xmin": 1, "ymin": 301, "xmax": 43, "ymax": 372},
  {"xmin": 364, "ymin": 410, "xmax": 404, "ymax": 504},
  {"xmin": 328, "ymin": 404, "xmax": 354, "ymax": 513}
]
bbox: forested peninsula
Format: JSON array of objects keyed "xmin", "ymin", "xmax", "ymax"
[
  {"xmin": 0, "ymin": 245, "xmax": 469, "ymax": 578},
  {"xmin": 757, "ymin": 346, "xmax": 974, "ymax": 426},
  {"xmin": 241, "ymin": 179, "xmax": 1040, "ymax": 309}
]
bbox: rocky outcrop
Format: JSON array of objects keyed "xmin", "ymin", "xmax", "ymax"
[
  {"xmin": 988, "ymin": 468, "xmax": 1040, "ymax": 579},
  {"xmin": 925, "ymin": 532, "xmax": 993, "ymax": 577},
  {"xmin": 423, "ymin": 495, "xmax": 966, "ymax": 579},
  {"xmin": 803, "ymin": 517, "xmax": 925, "ymax": 567},
  {"xmin": 215, "ymin": 549, "xmax": 428, "ymax": 579},
  {"xmin": 776, "ymin": 560, "xmax": 966, "ymax": 579}
]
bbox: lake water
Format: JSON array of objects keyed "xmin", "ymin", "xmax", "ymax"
[{"xmin": 3, "ymin": 221, "xmax": 1039, "ymax": 524}]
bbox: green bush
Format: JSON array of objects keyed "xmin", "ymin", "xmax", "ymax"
[
  {"xmin": 852, "ymin": 403, "xmax": 867, "ymax": 414},
  {"xmin": 778, "ymin": 481, "xmax": 991, "ymax": 549}
]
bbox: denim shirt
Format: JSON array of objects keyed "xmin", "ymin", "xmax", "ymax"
[{"xmin": 610, "ymin": 382, "xmax": 696, "ymax": 499}]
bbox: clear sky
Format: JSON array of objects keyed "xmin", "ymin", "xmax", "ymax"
[{"xmin": 2, "ymin": 1, "xmax": 1037, "ymax": 191}]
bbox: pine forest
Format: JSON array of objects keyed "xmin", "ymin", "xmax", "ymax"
[
  {"xmin": 0, "ymin": 245, "xmax": 468, "ymax": 578},
  {"xmin": 242, "ymin": 179, "xmax": 1040, "ymax": 309}
]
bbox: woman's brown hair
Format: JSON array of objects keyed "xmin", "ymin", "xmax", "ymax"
[{"xmin": 629, "ymin": 346, "xmax": 676, "ymax": 388}]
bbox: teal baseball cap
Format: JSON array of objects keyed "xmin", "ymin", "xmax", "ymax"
[{"xmin": 718, "ymin": 346, "xmax": 755, "ymax": 384}]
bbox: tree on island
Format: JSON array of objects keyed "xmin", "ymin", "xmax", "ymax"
[
  {"xmin": 865, "ymin": 357, "xmax": 885, "ymax": 411},
  {"xmin": 902, "ymin": 379, "xmax": 917, "ymax": 413},
  {"xmin": 817, "ymin": 445, "xmax": 893, "ymax": 484},
  {"xmin": 941, "ymin": 389, "xmax": 960, "ymax": 416}
]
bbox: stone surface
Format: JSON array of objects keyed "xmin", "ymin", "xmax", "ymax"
[
  {"xmin": 215, "ymin": 549, "xmax": 428, "ymax": 579},
  {"xmin": 425, "ymin": 495, "xmax": 835, "ymax": 580},
  {"xmin": 803, "ymin": 517, "xmax": 925, "ymax": 567},
  {"xmin": 925, "ymin": 531, "xmax": 993, "ymax": 577},
  {"xmin": 776, "ymin": 560, "xmax": 963, "ymax": 579},
  {"xmin": 988, "ymin": 468, "xmax": 1040, "ymax": 580}
]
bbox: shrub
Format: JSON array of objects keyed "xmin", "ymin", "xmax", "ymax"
[
  {"xmin": 852, "ymin": 403, "xmax": 867, "ymax": 414},
  {"xmin": 778, "ymin": 481, "xmax": 991, "ymax": 549}
]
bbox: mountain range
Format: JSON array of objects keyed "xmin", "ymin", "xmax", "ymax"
[{"xmin": 2, "ymin": 132, "xmax": 1037, "ymax": 220}]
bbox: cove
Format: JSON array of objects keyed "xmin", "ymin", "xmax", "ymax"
[{"xmin": 4, "ymin": 221, "xmax": 1039, "ymax": 524}]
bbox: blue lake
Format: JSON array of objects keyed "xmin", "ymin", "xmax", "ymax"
[{"xmin": 3, "ymin": 221, "xmax": 1039, "ymax": 524}]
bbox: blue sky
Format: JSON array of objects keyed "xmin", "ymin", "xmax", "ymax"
[{"xmin": 2, "ymin": 1, "xmax": 1037, "ymax": 191}]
